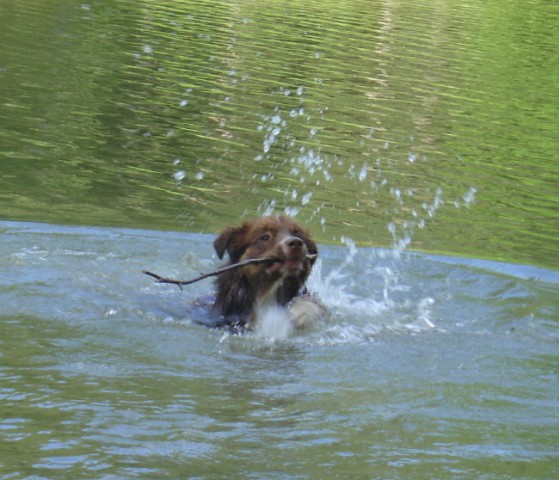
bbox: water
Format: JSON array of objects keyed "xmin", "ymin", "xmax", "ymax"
[
  {"xmin": 1, "ymin": 0, "xmax": 558, "ymax": 478},
  {"xmin": 1, "ymin": 221, "xmax": 558, "ymax": 479},
  {"xmin": 0, "ymin": 0, "xmax": 558, "ymax": 268}
]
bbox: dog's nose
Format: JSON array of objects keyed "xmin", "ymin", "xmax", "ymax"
[{"xmin": 286, "ymin": 236, "xmax": 304, "ymax": 249}]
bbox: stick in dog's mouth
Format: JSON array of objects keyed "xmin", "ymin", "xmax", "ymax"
[
  {"xmin": 266, "ymin": 253, "xmax": 316, "ymax": 273},
  {"xmin": 143, "ymin": 254, "xmax": 318, "ymax": 290}
]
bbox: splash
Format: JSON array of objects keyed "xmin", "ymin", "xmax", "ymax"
[
  {"xmin": 253, "ymin": 93, "xmax": 332, "ymax": 220},
  {"xmin": 244, "ymin": 95, "xmax": 479, "ymax": 345},
  {"xmin": 254, "ymin": 306, "xmax": 293, "ymax": 341},
  {"xmin": 300, "ymin": 252, "xmax": 439, "ymax": 345},
  {"xmin": 386, "ymin": 185, "xmax": 477, "ymax": 260}
]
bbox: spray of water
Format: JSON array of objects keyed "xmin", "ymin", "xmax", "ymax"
[
  {"xmin": 254, "ymin": 306, "xmax": 294, "ymax": 341},
  {"xmin": 224, "ymin": 92, "xmax": 478, "ymax": 344}
]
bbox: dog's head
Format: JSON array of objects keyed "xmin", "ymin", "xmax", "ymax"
[
  {"xmin": 213, "ymin": 215, "xmax": 318, "ymax": 323},
  {"xmin": 214, "ymin": 215, "xmax": 317, "ymax": 282}
]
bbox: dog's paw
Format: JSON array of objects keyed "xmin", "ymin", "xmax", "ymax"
[{"xmin": 288, "ymin": 296, "xmax": 326, "ymax": 329}]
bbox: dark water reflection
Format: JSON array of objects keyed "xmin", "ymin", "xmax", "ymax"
[{"xmin": 0, "ymin": 0, "xmax": 557, "ymax": 270}]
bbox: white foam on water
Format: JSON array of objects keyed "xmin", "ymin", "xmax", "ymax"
[
  {"xmin": 253, "ymin": 306, "xmax": 294, "ymax": 341},
  {"xmin": 295, "ymin": 236, "xmax": 443, "ymax": 345}
]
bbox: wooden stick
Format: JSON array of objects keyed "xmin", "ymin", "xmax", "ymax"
[{"xmin": 143, "ymin": 254, "xmax": 317, "ymax": 290}]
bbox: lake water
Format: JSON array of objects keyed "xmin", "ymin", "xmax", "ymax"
[
  {"xmin": 1, "ymin": 221, "xmax": 558, "ymax": 479},
  {"xmin": 1, "ymin": 0, "xmax": 558, "ymax": 479}
]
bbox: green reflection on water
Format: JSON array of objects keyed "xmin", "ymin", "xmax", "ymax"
[{"xmin": 0, "ymin": 0, "xmax": 557, "ymax": 269}]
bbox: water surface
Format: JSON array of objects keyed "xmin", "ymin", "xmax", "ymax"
[
  {"xmin": 1, "ymin": 0, "xmax": 558, "ymax": 478},
  {"xmin": 1, "ymin": 221, "xmax": 558, "ymax": 479},
  {"xmin": 0, "ymin": 0, "xmax": 557, "ymax": 267}
]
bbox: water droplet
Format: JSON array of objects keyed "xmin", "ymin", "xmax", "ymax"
[
  {"xmin": 359, "ymin": 164, "xmax": 368, "ymax": 181},
  {"xmin": 302, "ymin": 192, "xmax": 313, "ymax": 206},
  {"xmin": 173, "ymin": 170, "xmax": 186, "ymax": 181},
  {"xmin": 463, "ymin": 187, "xmax": 477, "ymax": 207},
  {"xmin": 284, "ymin": 206, "xmax": 300, "ymax": 216}
]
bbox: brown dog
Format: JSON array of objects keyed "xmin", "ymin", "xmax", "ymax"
[{"xmin": 213, "ymin": 215, "xmax": 324, "ymax": 331}]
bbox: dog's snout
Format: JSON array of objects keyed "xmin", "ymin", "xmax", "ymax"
[{"xmin": 286, "ymin": 236, "xmax": 304, "ymax": 250}]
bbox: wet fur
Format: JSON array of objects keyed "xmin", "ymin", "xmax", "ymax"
[{"xmin": 213, "ymin": 215, "xmax": 322, "ymax": 330}]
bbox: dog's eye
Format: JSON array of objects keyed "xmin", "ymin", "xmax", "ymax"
[{"xmin": 260, "ymin": 233, "xmax": 271, "ymax": 242}]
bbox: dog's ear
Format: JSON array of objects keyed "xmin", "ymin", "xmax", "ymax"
[
  {"xmin": 214, "ymin": 225, "xmax": 246, "ymax": 260},
  {"xmin": 214, "ymin": 227, "xmax": 235, "ymax": 259}
]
